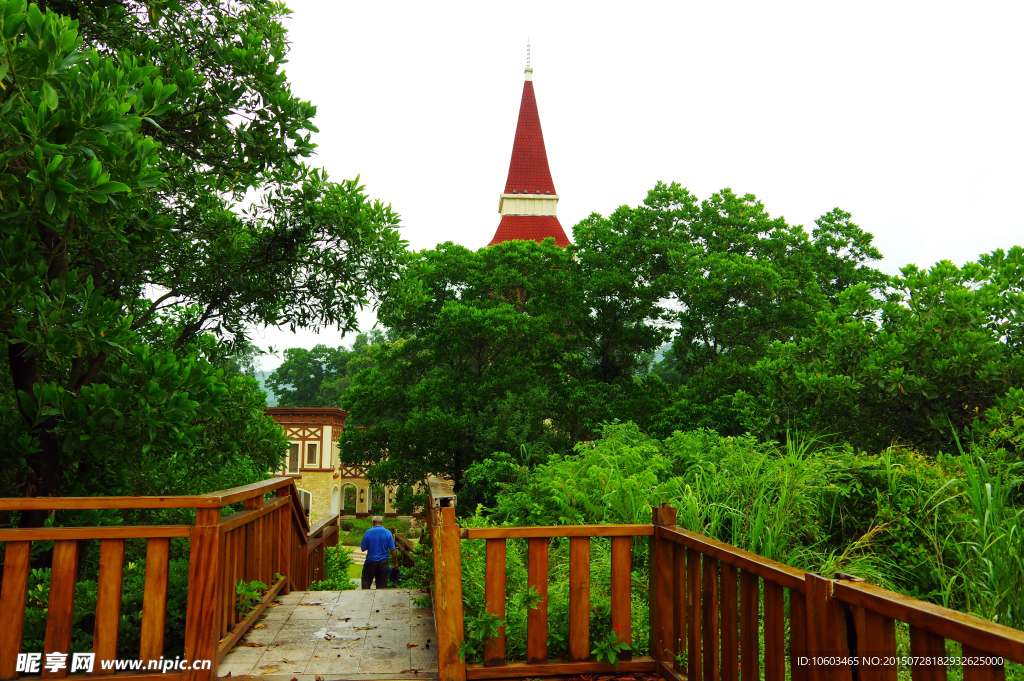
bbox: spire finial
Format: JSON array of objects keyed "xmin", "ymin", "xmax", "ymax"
[{"xmin": 527, "ymin": 38, "xmax": 531, "ymax": 69}]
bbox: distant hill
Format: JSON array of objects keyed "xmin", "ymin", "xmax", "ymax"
[{"xmin": 254, "ymin": 370, "xmax": 278, "ymax": 407}]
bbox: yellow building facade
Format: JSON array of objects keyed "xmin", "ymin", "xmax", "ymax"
[{"xmin": 265, "ymin": 407, "xmax": 404, "ymax": 521}]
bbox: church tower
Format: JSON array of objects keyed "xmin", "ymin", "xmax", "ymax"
[{"xmin": 487, "ymin": 57, "xmax": 570, "ymax": 247}]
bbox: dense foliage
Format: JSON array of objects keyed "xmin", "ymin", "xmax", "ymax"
[
  {"xmin": 438, "ymin": 424, "xmax": 1024, "ymax": 661},
  {"xmin": 0, "ymin": 0, "xmax": 405, "ymax": 527}
]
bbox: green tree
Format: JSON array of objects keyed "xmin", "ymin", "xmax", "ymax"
[
  {"xmin": 639, "ymin": 182, "xmax": 885, "ymax": 434},
  {"xmin": 266, "ymin": 331, "xmax": 386, "ymax": 407},
  {"xmin": 0, "ymin": 0, "xmax": 405, "ymax": 521},
  {"xmin": 341, "ymin": 240, "xmax": 576, "ymax": 488},
  {"xmin": 756, "ymin": 248, "xmax": 1024, "ymax": 451}
]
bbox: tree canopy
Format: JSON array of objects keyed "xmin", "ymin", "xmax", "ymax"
[{"xmin": 0, "ymin": 0, "xmax": 405, "ymax": 521}]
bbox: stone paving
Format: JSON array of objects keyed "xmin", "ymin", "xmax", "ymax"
[{"xmin": 218, "ymin": 587, "xmax": 437, "ymax": 680}]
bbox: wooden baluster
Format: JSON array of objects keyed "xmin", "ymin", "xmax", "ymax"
[
  {"xmin": 140, "ymin": 538, "xmax": 170, "ymax": 665},
  {"xmin": 526, "ymin": 538, "xmax": 549, "ymax": 664},
  {"xmin": 909, "ymin": 626, "xmax": 947, "ymax": 681},
  {"xmin": 672, "ymin": 538, "xmax": 685, "ymax": 671},
  {"xmin": 219, "ymin": 530, "xmax": 232, "ymax": 638},
  {"xmin": 789, "ymin": 587, "xmax": 808, "ymax": 681},
  {"xmin": 184, "ymin": 508, "xmax": 222, "ymax": 681},
  {"xmin": 654, "ymin": 534, "xmax": 674, "ymax": 664},
  {"xmin": 854, "ymin": 607, "xmax": 897, "ymax": 681},
  {"xmin": 277, "ymin": 490, "xmax": 293, "ymax": 594},
  {"xmin": 739, "ymin": 570, "xmax": 758, "ymax": 681},
  {"xmin": 687, "ymin": 547, "xmax": 702, "ymax": 681},
  {"xmin": 702, "ymin": 557, "xmax": 720, "ymax": 681},
  {"xmin": 483, "ymin": 538, "xmax": 506, "ymax": 666},
  {"xmin": 961, "ymin": 644, "xmax": 1004, "ymax": 681},
  {"xmin": 568, "ymin": 536, "xmax": 591, "ymax": 662},
  {"xmin": 432, "ymin": 506, "xmax": 466, "ymax": 681},
  {"xmin": 763, "ymin": 580, "xmax": 785, "ymax": 681},
  {"xmin": 42, "ymin": 540, "xmax": 79, "ymax": 679},
  {"xmin": 93, "ymin": 539, "xmax": 125, "ymax": 675},
  {"xmin": 611, "ymin": 536, "xmax": 633, "ymax": 659},
  {"xmin": 244, "ymin": 497, "xmax": 261, "ymax": 585},
  {"xmin": 0, "ymin": 541, "xmax": 31, "ymax": 680},
  {"xmin": 650, "ymin": 504, "xmax": 677, "ymax": 668},
  {"xmin": 235, "ymin": 527, "xmax": 246, "ymax": 623},
  {"xmin": 720, "ymin": 562, "xmax": 738, "ymax": 681}
]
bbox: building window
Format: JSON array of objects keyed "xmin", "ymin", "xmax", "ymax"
[
  {"xmin": 306, "ymin": 443, "xmax": 318, "ymax": 466},
  {"xmin": 288, "ymin": 444, "xmax": 299, "ymax": 473}
]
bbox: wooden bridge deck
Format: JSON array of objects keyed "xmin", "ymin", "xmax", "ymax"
[{"xmin": 218, "ymin": 588, "xmax": 438, "ymax": 679}]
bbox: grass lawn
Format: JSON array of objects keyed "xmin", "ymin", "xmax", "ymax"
[
  {"xmin": 340, "ymin": 546, "xmax": 362, "ymax": 579},
  {"xmin": 338, "ymin": 516, "xmax": 411, "ymax": 546}
]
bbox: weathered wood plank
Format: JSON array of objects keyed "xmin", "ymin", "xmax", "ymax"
[
  {"xmin": 43, "ymin": 540, "xmax": 79, "ymax": 679},
  {"xmin": 433, "ymin": 506, "xmax": 466, "ymax": 681},
  {"xmin": 527, "ymin": 538, "xmax": 549, "ymax": 664},
  {"xmin": 0, "ymin": 527, "xmax": 190, "ymax": 541},
  {"xmin": 465, "ymin": 656, "xmax": 657, "ymax": 679},
  {"xmin": 855, "ymin": 606, "xmax": 897, "ymax": 681},
  {"xmin": 0, "ymin": 541, "xmax": 31, "ymax": 680},
  {"xmin": 832, "ymin": 581, "xmax": 1024, "ymax": 664},
  {"xmin": 961, "ymin": 644, "xmax": 1006, "ymax": 681},
  {"xmin": 140, "ymin": 538, "xmax": 170, "ymax": 663},
  {"xmin": 93, "ymin": 539, "xmax": 125, "ymax": 675},
  {"xmin": 672, "ymin": 539, "xmax": 686, "ymax": 671},
  {"xmin": 463, "ymin": 525, "xmax": 654, "ymax": 539},
  {"xmin": 658, "ymin": 527, "xmax": 805, "ymax": 592},
  {"xmin": 568, "ymin": 536, "xmax": 591, "ymax": 662},
  {"xmin": 790, "ymin": 586, "xmax": 808, "ymax": 681},
  {"xmin": 909, "ymin": 626, "xmax": 947, "ymax": 681},
  {"xmin": 611, "ymin": 536, "xmax": 633, "ymax": 655},
  {"xmin": 702, "ymin": 556, "xmax": 720, "ymax": 681},
  {"xmin": 764, "ymin": 580, "xmax": 785, "ymax": 681},
  {"xmin": 483, "ymin": 539, "xmax": 507, "ymax": 666},
  {"xmin": 183, "ymin": 508, "xmax": 222, "ymax": 681},
  {"xmin": 720, "ymin": 562, "xmax": 738, "ymax": 681},
  {"xmin": 654, "ymin": 536, "xmax": 674, "ymax": 664},
  {"xmin": 739, "ymin": 570, "xmax": 758, "ymax": 681},
  {"xmin": 687, "ymin": 547, "xmax": 701, "ymax": 681}
]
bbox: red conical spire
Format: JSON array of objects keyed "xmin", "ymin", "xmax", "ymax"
[
  {"xmin": 487, "ymin": 63, "xmax": 570, "ymax": 248},
  {"xmin": 503, "ymin": 79, "xmax": 556, "ymax": 195}
]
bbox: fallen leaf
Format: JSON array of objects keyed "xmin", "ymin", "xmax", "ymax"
[
  {"xmin": 240, "ymin": 642, "xmax": 263, "ymax": 648},
  {"xmin": 355, "ymin": 626, "xmax": 377, "ymax": 630},
  {"xmin": 299, "ymin": 602, "xmax": 323, "ymax": 606},
  {"xmin": 224, "ymin": 673, "xmax": 231, "ymax": 678},
  {"xmin": 253, "ymin": 623, "xmax": 267, "ymax": 629},
  {"xmin": 315, "ymin": 675, "xmax": 324, "ymax": 681},
  {"xmin": 258, "ymin": 666, "xmax": 279, "ymax": 674},
  {"xmin": 400, "ymin": 670, "xmax": 421, "ymax": 674},
  {"xmin": 407, "ymin": 643, "xmax": 419, "ymax": 648}
]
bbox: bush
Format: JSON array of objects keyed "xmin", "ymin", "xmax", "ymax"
[{"xmin": 309, "ymin": 546, "xmax": 357, "ymax": 591}]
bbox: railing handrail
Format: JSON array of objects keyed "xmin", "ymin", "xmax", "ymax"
[
  {"xmin": 0, "ymin": 477, "xmax": 295, "ymax": 511},
  {"xmin": 308, "ymin": 513, "xmax": 340, "ymax": 538},
  {"xmin": 461, "ymin": 524, "xmax": 654, "ymax": 539},
  {"xmin": 833, "ymin": 579, "xmax": 1024, "ymax": 664},
  {"xmin": 656, "ymin": 525, "xmax": 806, "ymax": 592}
]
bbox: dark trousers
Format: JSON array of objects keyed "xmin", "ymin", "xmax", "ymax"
[{"xmin": 361, "ymin": 558, "xmax": 389, "ymax": 589}]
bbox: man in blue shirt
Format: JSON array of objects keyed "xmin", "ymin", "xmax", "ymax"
[{"xmin": 360, "ymin": 516, "xmax": 398, "ymax": 589}]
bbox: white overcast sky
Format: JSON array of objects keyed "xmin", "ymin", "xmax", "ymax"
[{"xmin": 250, "ymin": 0, "xmax": 1024, "ymax": 371}]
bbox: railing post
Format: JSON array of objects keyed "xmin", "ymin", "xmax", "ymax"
[
  {"xmin": 433, "ymin": 504, "xmax": 466, "ymax": 681},
  {"xmin": 184, "ymin": 507, "xmax": 222, "ymax": 681},
  {"xmin": 650, "ymin": 503, "xmax": 677, "ymax": 667},
  {"xmin": 804, "ymin": 573, "xmax": 852, "ymax": 681}
]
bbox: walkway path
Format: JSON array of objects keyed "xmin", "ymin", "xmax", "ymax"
[{"xmin": 218, "ymin": 587, "xmax": 437, "ymax": 680}]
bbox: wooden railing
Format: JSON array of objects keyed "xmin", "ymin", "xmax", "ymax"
[
  {"xmin": 428, "ymin": 501, "xmax": 1024, "ymax": 681},
  {"xmin": 0, "ymin": 478, "xmax": 327, "ymax": 681}
]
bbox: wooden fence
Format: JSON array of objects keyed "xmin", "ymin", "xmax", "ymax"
[
  {"xmin": 0, "ymin": 478, "xmax": 336, "ymax": 681},
  {"xmin": 429, "ymin": 500, "xmax": 1024, "ymax": 681}
]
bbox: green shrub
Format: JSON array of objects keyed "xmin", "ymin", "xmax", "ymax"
[{"xmin": 309, "ymin": 546, "xmax": 357, "ymax": 590}]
